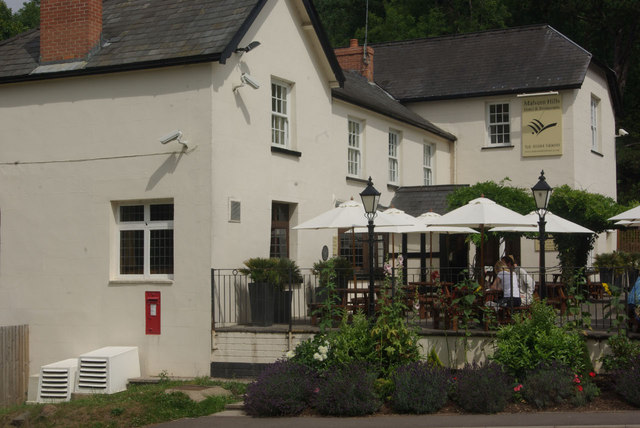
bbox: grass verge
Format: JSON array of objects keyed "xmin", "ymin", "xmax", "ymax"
[{"xmin": 0, "ymin": 377, "xmax": 247, "ymax": 428}]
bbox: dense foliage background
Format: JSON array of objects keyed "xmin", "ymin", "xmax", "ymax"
[{"xmin": 1, "ymin": 0, "xmax": 638, "ymax": 203}]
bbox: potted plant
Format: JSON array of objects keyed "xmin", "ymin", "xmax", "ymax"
[
  {"xmin": 312, "ymin": 256, "xmax": 353, "ymax": 304},
  {"xmin": 272, "ymin": 258, "xmax": 304, "ymax": 323},
  {"xmin": 239, "ymin": 257, "xmax": 303, "ymax": 325},
  {"xmin": 239, "ymin": 258, "xmax": 278, "ymax": 326},
  {"xmin": 594, "ymin": 251, "xmax": 626, "ymax": 290}
]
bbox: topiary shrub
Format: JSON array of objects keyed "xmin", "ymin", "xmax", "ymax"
[
  {"xmin": 452, "ymin": 361, "xmax": 512, "ymax": 413},
  {"xmin": 614, "ymin": 353, "xmax": 640, "ymax": 407},
  {"xmin": 313, "ymin": 363, "xmax": 381, "ymax": 416},
  {"xmin": 391, "ymin": 361, "xmax": 449, "ymax": 414},
  {"xmin": 244, "ymin": 360, "xmax": 318, "ymax": 417},
  {"xmin": 520, "ymin": 361, "xmax": 575, "ymax": 408}
]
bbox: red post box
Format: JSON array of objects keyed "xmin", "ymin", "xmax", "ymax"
[{"xmin": 145, "ymin": 291, "xmax": 161, "ymax": 334}]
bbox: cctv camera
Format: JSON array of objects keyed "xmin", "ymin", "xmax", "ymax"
[
  {"xmin": 241, "ymin": 73, "xmax": 260, "ymax": 89},
  {"xmin": 160, "ymin": 131, "xmax": 183, "ymax": 144},
  {"xmin": 618, "ymin": 128, "xmax": 629, "ymax": 137}
]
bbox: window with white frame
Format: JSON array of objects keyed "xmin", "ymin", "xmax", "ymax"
[
  {"xmin": 488, "ymin": 103, "xmax": 510, "ymax": 144},
  {"xmin": 388, "ymin": 130, "xmax": 400, "ymax": 184},
  {"xmin": 271, "ymin": 80, "xmax": 290, "ymax": 147},
  {"xmin": 348, "ymin": 119, "xmax": 362, "ymax": 177},
  {"xmin": 117, "ymin": 202, "xmax": 174, "ymax": 278},
  {"xmin": 423, "ymin": 143, "xmax": 434, "ymax": 185},
  {"xmin": 591, "ymin": 96, "xmax": 600, "ymax": 151}
]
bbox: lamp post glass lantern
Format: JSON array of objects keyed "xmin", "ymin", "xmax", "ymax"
[
  {"xmin": 360, "ymin": 177, "xmax": 381, "ymax": 318},
  {"xmin": 531, "ymin": 170, "xmax": 552, "ymax": 299}
]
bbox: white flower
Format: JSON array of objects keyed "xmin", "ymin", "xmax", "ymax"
[
  {"xmin": 313, "ymin": 352, "xmax": 322, "ymax": 361},
  {"xmin": 285, "ymin": 350, "xmax": 295, "ymax": 359},
  {"xmin": 318, "ymin": 345, "xmax": 328, "ymax": 355}
]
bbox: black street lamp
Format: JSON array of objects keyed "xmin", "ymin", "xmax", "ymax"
[
  {"xmin": 531, "ymin": 170, "xmax": 553, "ymax": 300},
  {"xmin": 360, "ymin": 176, "xmax": 381, "ymax": 318}
]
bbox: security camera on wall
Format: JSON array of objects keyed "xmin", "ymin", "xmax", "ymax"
[
  {"xmin": 160, "ymin": 130, "xmax": 183, "ymax": 144},
  {"xmin": 241, "ymin": 73, "xmax": 260, "ymax": 89}
]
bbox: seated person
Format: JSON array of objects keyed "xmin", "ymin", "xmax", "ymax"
[{"xmin": 491, "ymin": 260, "xmax": 521, "ymax": 307}]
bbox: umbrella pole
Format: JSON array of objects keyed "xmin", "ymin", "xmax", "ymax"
[
  {"xmin": 429, "ymin": 232, "xmax": 433, "ymax": 270},
  {"xmin": 480, "ymin": 225, "xmax": 485, "ymax": 286},
  {"xmin": 351, "ymin": 226, "xmax": 357, "ymax": 288}
]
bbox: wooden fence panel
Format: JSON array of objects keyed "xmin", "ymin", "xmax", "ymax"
[{"xmin": 0, "ymin": 325, "xmax": 29, "ymax": 407}]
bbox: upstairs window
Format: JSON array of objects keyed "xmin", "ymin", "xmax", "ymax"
[
  {"xmin": 423, "ymin": 143, "xmax": 433, "ymax": 185},
  {"xmin": 117, "ymin": 202, "xmax": 174, "ymax": 278},
  {"xmin": 591, "ymin": 96, "xmax": 600, "ymax": 151},
  {"xmin": 348, "ymin": 119, "xmax": 362, "ymax": 177},
  {"xmin": 271, "ymin": 81, "xmax": 289, "ymax": 147},
  {"xmin": 488, "ymin": 103, "xmax": 510, "ymax": 145},
  {"xmin": 388, "ymin": 130, "xmax": 400, "ymax": 184}
]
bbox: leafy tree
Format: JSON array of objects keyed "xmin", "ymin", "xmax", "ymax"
[
  {"xmin": 548, "ymin": 185, "xmax": 623, "ymax": 270},
  {"xmin": 0, "ymin": 0, "xmax": 39, "ymax": 41}
]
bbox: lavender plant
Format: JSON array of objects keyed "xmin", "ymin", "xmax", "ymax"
[
  {"xmin": 243, "ymin": 360, "xmax": 318, "ymax": 417},
  {"xmin": 614, "ymin": 353, "xmax": 640, "ymax": 407},
  {"xmin": 452, "ymin": 361, "xmax": 512, "ymax": 413},
  {"xmin": 313, "ymin": 363, "xmax": 381, "ymax": 416},
  {"xmin": 392, "ymin": 361, "xmax": 450, "ymax": 414}
]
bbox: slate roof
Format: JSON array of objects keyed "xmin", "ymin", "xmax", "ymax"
[
  {"xmin": 333, "ymin": 70, "xmax": 455, "ymax": 141},
  {"xmin": 0, "ymin": 0, "xmax": 345, "ymax": 85},
  {"xmin": 390, "ymin": 185, "xmax": 468, "ymax": 217},
  {"xmin": 372, "ymin": 25, "xmax": 601, "ymax": 103}
]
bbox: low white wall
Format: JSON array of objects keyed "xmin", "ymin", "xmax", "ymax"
[{"xmin": 212, "ymin": 330, "xmax": 613, "ymax": 371}]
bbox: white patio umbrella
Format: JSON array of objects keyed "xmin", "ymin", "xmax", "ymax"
[
  {"xmin": 424, "ymin": 197, "xmax": 537, "ymax": 284},
  {"xmin": 293, "ymin": 200, "xmax": 414, "ymax": 230},
  {"xmin": 294, "ymin": 200, "xmax": 414, "ymax": 283},
  {"xmin": 609, "ymin": 205, "xmax": 640, "ymax": 223},
  {"xmin": 489, "ymin": 211, "xmax": 595, "ymax": 234},
  {"xmin": 352, "ymin": 211, "xmax": 477, "ymax": 268}
]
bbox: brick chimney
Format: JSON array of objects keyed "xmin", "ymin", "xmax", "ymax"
[
  {"xmin": 334, "ymin": 39, "xmax": 374, "ymax": 82},
  {"xmin": 40, "ymin": 0, "xmax": 103, "ymax": 63}
]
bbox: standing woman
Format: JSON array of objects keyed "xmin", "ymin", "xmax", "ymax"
[{"xmin": 491, "ymin": 260, "xmax": 521, "ymax": 307}]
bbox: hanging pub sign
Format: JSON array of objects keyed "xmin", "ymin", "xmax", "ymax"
[{"xmin": 522, "ymin": 94, "xmax": 562, "ymax": 157}]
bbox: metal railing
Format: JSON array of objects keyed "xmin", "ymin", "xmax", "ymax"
[{"xmin": 211, "ymin": 266, "xmax": 636, "ymax": 333}]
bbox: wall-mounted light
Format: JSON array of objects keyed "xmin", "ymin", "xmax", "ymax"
[
  {"xmin": 159, "ymin": 130, "xmax": 188, "ymax": 149},
  {"xmin": 235, "ymin": 41, "xmax": 261, "ymax": 53},
  {"xmin": 617, "ymin": 128, "xmax": 629, "ymax": 137}
]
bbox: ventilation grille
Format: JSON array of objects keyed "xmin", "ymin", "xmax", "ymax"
[
  {"xmin": 77, "ymin": 357, "xmax": 108, "ymax": 390},
  {"xmin": 229, "ymin": 200, "xmax": 241, "ymax": 222},
  {"xmin": 39, "ymin": 368, "xmax": 71, "ymax": 400}
]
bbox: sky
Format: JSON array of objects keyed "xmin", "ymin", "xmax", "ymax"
[{"xmin": 4, "ymin": 0, "xmax": 26, "ymax": 12}]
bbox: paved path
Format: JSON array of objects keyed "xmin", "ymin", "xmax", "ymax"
[{"xmin": 150, "ymin": 410, "xmax": 640, "ymax": 428}]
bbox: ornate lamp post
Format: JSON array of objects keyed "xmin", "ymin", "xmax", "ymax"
[
  {"xmin": 531, "ymin": 170, "xmax": 553, "ymax": 300},
  {"xmin": 360, "ymin": 177, "xmax": 381, "ymax": 318}
]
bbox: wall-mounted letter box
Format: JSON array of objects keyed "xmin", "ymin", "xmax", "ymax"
[{"xmin": 145, "ymin": 291, "xmax": 161, "ymax": 335}]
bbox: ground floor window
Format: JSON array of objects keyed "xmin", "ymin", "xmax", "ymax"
[
  {"xmin": 270, "ymin": 203, "xmax": 291, "ymax": 258},
  {"xmin": 338, "ymin": 229, "xmax": 387, "ymax": 274},
  {"xmin": 117, "ymin": 201, "xmax": 174, "ymax": 278}
]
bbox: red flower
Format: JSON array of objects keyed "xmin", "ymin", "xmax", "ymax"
[
  {"xmin": 589, "ymin": 372, "xmax": 596, "ymax": 377},
  {"xmin": 514, "ymin": 384, "xmax": 523, "ymax": 392},
  {"xmin": 577, "ymin": 385, "xmax": 583, "ymax": 392}
]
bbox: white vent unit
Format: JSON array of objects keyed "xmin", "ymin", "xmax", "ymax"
[
  {"xmin": 37, "ymin": 358, "xmax": 78, "ymax": 403},
  {"xmin": 75, "ymin": 346, "xmax": 140, "ymax": 394}
]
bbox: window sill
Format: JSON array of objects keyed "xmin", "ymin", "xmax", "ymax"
[
  {"xmin": 481, "ymin": 144, "xmax": 514, "ymax": 150},
  {"xmin": 387, "ymin": 183, "xmax": 399, "ymax": 191},
  {"xmin": 346, "ymin": 176, "xmax": 368, "ymax": 184},
  {"xmin": 271, "ymin": 146, "xmax": 302, "ymax": 157},
  {"xmin": 591, "ymin": 149, "xmax": 604, "ymax": 157},
  {"xmin": 109, "ymin": 278, "xmax": 174, "ymax": 286}
]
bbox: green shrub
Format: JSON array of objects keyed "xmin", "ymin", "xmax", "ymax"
[
  {"xmin": 313, "ymin": 363, "xmax": 381, "ymax": 416},
  {"xmin": 452, "ymin": 362, "xmax": 512, "ymax": 413},
  {"xmin": 392, "ymin": 362, "xmax": 449, "ymax": 414},
  {"xmin": 601, "ymin": 334, "xmax": 640, "ymax": 372},
  {"xmin": 520, "ymin": 361, "xmax": 577, "ymax": 408},
  {"xmin": 244, "ymin": 360, "xmax": 318, "ymax": 417},
  {"xmin": 492, "ymin": 300, "xmax": 592, "ymax": 378},
  {"xmin": 614, "ymin": 354, "xmax": 640, "ymax": 407}
]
